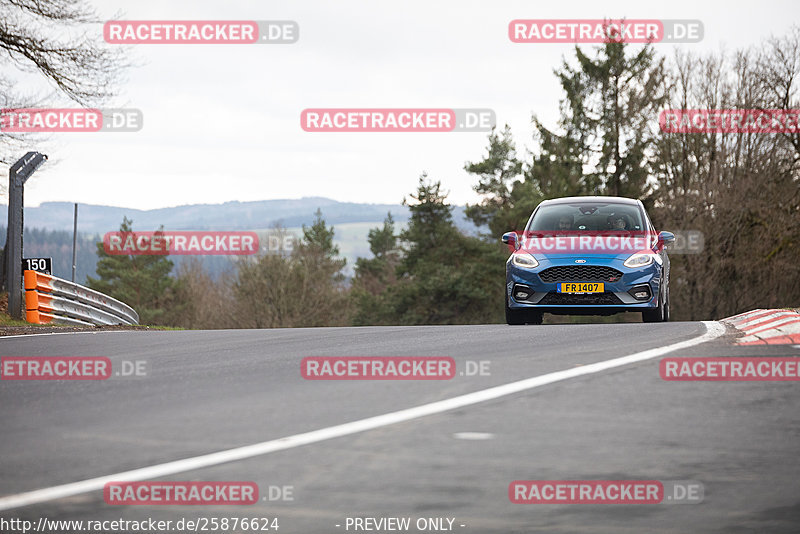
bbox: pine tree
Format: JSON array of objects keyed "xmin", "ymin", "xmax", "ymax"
[
  {"xmin": 297, "ymin": 208, "xmax": 346, "ymax": 283},
  {"xmin": 301, "ymin": 208, "xmax": 340, "ymax": 258},
  {"xmin": 352, "ymin": 173, "xmax": 505, "ymax": 325},
  {"xmin": 86, "ymin": 217, "xmax": 181, "ymax": 325},
  {"xmin": 399, "ymin": 172, "xmax": 454, "ymax": 272},
  {"xmin": 544, "ymin": 39, "xmax": 667, "ymax": 201},
  {"xmin": 463, "ymin": 126, "xmax": 562, "ymax": 235},
  {"xmin": 354, "ymin": 212, "xmax": 400, "ymax": 290},
  {"xmin": 464, "ymin": 125, "xmax": 528, "ymax": 234},
  {"xmin": 350, "ymin": 213, "xmax": 401, "ymax": 325}
]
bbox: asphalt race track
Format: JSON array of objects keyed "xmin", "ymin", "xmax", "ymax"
[{"xmin": 1, "ymin": 323, "xmax": 799, "ymax": 533}]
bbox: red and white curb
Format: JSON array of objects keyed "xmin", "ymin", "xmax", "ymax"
[{"xmin": 722, "ymin": 309, "xmax": 800, "ymax": 345}]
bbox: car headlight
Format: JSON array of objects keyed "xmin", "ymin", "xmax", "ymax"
[
  {"xmin": 512, "ymin": 253, "xmax": 539, "ymax": 269},
  {"xmin": 623, "ymin": 253, "xmax": 655, "ymax": 268}
]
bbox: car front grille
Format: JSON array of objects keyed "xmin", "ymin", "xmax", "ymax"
[
  {"xmin": 538, "ymin": 265, "xmax": 624, "ymax": 283},
  {"xmin": 538, "ymin": 292, "xmax": 623, "ymax": 305}
]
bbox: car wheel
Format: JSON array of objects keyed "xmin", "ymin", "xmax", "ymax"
[
  {"xmin": 505, "ymin": 296, "xmax": 543, "ymax": 325},
  {"xmin": 505, "ymin": 296, "xmax": 526, "ymax": 325},
  {"xmin": 663, "ymin": 284, "xmax": 670, "ymax": 322},
  {"xmin": 527, "ymin": 310, "xmax": 544, "ymax": 325},
  {"xmin": 642, "ymin": 281, "xmax": 666, "ymax": 323}
]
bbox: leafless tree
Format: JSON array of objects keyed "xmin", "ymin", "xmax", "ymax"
[
  {"xmin": 0, "ymin": 0, "xmax": 127, "ymax": 164},
  {"xmin": 652, "ymin": 29, "xmax": 800, "ymax": 320}
]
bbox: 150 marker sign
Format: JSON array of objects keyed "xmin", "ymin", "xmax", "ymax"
[{"xmin": 23, "ymin": 257, "xmax": 52, "ymax": 275}]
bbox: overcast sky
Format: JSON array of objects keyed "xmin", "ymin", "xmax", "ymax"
[{"xmin": 6, "ymin": 0, "xmax": 800, "ymax": 209}]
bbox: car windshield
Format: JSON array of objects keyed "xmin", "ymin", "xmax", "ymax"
[{"xmin": 526, "ymin": 202, "xmax": 645, "ymax": 232}]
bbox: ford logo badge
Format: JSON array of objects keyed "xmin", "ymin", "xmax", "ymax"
[{"xmin": 575, "ymin": 259, "xmax": 587, "ymax": 263}]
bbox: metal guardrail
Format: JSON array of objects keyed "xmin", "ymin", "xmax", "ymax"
[{"xmin": 24, "ymin": 270, "xmax": 139, "ymax": 326}]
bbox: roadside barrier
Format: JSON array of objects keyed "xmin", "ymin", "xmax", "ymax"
[{"xmin": 24, "ymin": 270, "xmax": 139, "ymax": 326}]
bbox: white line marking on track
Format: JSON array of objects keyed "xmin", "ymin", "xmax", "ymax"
[
  {"xmin": 0, "ymin": 321, "xmax": 726, "ymax": 511},
  {"xmin": 0, "ymin": 330, "xmax": 151, "ymax": 340},
  {"xmin": 0, "ymin": 331, "xmax": 121, "ymax": 340},
  {"xmin": 453, "ymin": 432, "xmax": 495, "ymax": 440}
]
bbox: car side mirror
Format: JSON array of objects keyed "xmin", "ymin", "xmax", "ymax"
[
  {"xmin": 501, "ymin": 232, "xmax": 519, "ymax": 249},
  {"xmin": 658, "ymin": 231, "xmax": 675, "ymax": 244}
]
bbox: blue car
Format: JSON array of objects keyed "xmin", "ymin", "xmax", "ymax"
[{"xmin": 502, "ymin": 196, "xmax": 674, "ymax": 325}]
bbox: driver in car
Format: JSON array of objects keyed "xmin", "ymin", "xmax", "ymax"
[
  {"xmin": 608, "ymin": 214, "xmax": 629, "ymax": 230},
  {"xmin": 557, "ymin": 215, "xmax": 573, "ymax": 231}
]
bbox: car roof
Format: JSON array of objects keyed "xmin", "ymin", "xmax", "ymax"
[{"xmin": 539, "ymin": 196, "xmax": 642, "ymax": 206}]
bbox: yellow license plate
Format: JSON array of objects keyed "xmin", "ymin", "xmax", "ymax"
[{"xmin": 559, "ymin": 282, "xmax": 604, "ymax": 293}]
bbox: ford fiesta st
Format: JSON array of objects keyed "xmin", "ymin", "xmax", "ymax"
[{"xmin": 502, "ymin": 196, "xmax": 674, "ymax": 325}]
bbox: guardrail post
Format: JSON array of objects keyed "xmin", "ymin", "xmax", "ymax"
[
  {"xmin": 72, "ymin": 203, "xmax": 78, "ymax": 282},
  {"xmin": 5, "ymin": 152, "xmax": 47, "ymax": 319}
]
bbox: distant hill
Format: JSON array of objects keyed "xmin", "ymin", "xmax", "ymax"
[
  {"xmin": 0, "ymin": 198, "xmax": 484, "ymax": 282},
  {"xmin": 0, "ymin": 198, "xmax": 479, "ymax": 234},
  {"xmin": 0, "ymin": 226, "xmax": 101, "ymax": 285}
]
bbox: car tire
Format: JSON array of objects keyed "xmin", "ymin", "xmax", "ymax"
[
  {"xmin": 506, "ymin": 296, "xmax": 526, "ymax": 325},
  {"xmin": 642, "ymin": 280, "xmax": 667, "ymax": 323},
  {"xmin": 506, "ymin": 296, "xmax": 543, "ymax": 325},
  {"xmin": 527, "ymin": 310, "xmax": 544, "ymax": 325}
]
